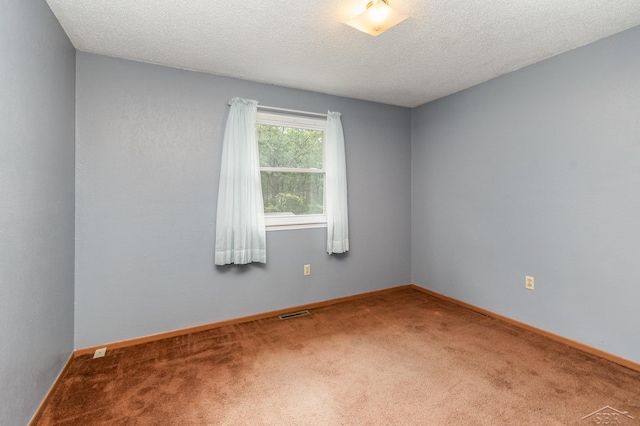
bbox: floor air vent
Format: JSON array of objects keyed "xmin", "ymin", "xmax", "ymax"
[{"xmin": 279, "ymin": 310, "xmax": 311, "ymax": 320}]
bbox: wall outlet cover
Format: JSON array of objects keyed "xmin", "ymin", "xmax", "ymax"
[{"xmin": 525, "ymin": 276, "xmax": 535, "ymax": 290}]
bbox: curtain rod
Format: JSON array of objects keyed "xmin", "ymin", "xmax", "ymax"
[{"xmin": 257, "ymin": 104, "xmax": 328, "ymax": 118}]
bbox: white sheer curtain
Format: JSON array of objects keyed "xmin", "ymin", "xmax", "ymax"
[
  {"xmin": 214, "ymin": 98, "xmax": 266, "ymax": 265},
  {"xmin": 325, "ymin": 111, "xmax": 349, "ymax": 254}
]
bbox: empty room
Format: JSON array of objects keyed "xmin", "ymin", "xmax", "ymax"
[{"xmin": 2, "ymin": 0, "xmax": 640, "ymax": 424}]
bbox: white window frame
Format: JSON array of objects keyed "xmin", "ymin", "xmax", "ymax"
[{"xmin": 256, "ymin": 111, "xmax": 327, "ymax": 231}]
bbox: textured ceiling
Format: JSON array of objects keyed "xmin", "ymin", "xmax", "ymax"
[{"xmin": 46, "ymin": 0, "xmax": 640, "ymax": 107}]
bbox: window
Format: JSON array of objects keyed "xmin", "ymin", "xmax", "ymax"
[{"xmin": 256, "ymin": 112, "xmax": 327, "ymax": 229}]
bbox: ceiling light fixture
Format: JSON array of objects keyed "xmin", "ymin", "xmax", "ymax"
[{"xmin": 346, "ymin": 0, "xmax": 409, "ymax": 37}]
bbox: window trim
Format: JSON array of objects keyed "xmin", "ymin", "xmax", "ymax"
[{"xmin": 256, "ymin": 111, "xmax": 327, "ymax": 231}]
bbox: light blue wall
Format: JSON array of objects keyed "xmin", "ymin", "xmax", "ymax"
[
  {"xmin": 0, "ymin": 0, "xmax": 76, "ymax": 424},
  {"xmin": 411, "ymin": 25, "xmax": 640, "ymax": 363},
  {"xmin": 75, "ymin": 52, "xmax": 412, "ymax": 349}
]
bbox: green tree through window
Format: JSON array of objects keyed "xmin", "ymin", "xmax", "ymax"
[{"xmin": 256, "ymin": 112, "xmax": 326, "ymax": 225}]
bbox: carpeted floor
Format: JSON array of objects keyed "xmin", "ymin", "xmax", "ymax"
[{"xmin": 34, "ymin": 288, "xmax": 640, "ymax": 425}]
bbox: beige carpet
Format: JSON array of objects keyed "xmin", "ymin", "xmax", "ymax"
[{"xmin": 34, "ymin": 288, "xmax": 640, "ymax": 425}]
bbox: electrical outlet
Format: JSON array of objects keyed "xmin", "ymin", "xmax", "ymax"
[
  {"xmin": 93, "ymin": 347, "xmax": 107, "ymax": 359},
  {"xmin": 525, "ymin": 276, "xmax": 534, "ymax": 290},
  {"xmin": 304, "ymin": 264, "xmax": 311, "ymax": 276}
]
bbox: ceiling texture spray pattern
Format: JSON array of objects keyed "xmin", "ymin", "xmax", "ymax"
[{"xmin": 46, "ymin": 0, "xmax": 640, "ymax": 107}]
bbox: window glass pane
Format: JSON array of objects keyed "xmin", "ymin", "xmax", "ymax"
[
  {"xmin": 261, "ymin": 172, "xmax": 324, "ymax": 215},
  {"xmin": 257, "ymin": 124, "xmax": 323, "ymax": 169}
]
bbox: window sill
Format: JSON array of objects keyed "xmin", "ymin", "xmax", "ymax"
[
  {"xmin": 264, "ymin": 214, "xmax": 326, "ymax": 231},
  {"xmin": 266, "ymin": 222, "xmax": 327, "ymax": 232}
]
